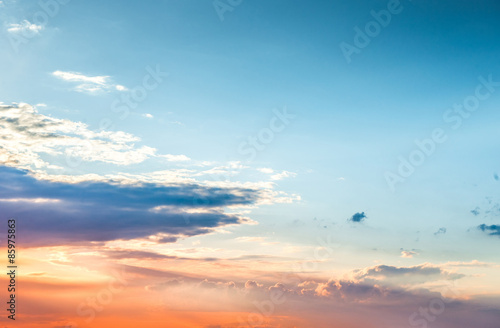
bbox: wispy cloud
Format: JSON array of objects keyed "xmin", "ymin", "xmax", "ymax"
[
  {"xmin": 257, "ymin": 167, "xmax": 274, "ymax": 174},
  {"xmin": 7, "ymin": 20, "xmax": 43, "ymax": 34},
  {"xmin": 52, "ymin": 70, "xmax": 127, "ymax": 94},
  {"xmin": 353, "ymin": 263, "xmax": 465, "ymax": 286},
  {"xmin": 160, "ymin": 154, "xmax": 191, "ymax": 162},
  {"xmin": 270, "ymin": 170, "xmax": 297, "ymax": 181},
  {"xmin": 434, "ymin": 227, "xmax": 447, "ymax": 236}
]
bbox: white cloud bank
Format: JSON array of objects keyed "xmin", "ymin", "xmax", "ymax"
[{"xmin": 0, "ymin": 103, "xmax": 187, "ymax": 171}]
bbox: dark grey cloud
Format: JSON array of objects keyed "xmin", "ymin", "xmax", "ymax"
[
  {"xmin": 477, "ymin": 224, "xmax": 500, "ymax": 237},
  {"xmin": 0, "ymin": 166, "xmax": 261, "ymax": 246},
  {"xmin": 349, "ymin": 212, "xmax": 366, "ymax": 223}
]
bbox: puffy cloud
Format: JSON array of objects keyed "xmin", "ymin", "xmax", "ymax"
[
  {"xmin": 119, "ymin": 262, "xmax": 500, "ymax": 328},
  {"xmin": 315, "ymin": 279, "xmax": 389, "ymax": 302},
  {"xmin": 244, "ymin": 280, "xmax": 263, "ymax": 289},
  {"xmin": 0, "ymin": 102, "xmax": 300, "ymax": 248},
  {"xmin": 349, "ymin": 211, "xmax": 366, "ymax": 223},
  {"xmin": 401, "ymin": 250, "xmax": 418, "ymax": 258},
  {"xmin": 0, "ymin": 103, "xmax": 187, "ymax": 170},
  {"xmin": 477, "ymin": 224, "xmax": 500, "ymax": 237}
]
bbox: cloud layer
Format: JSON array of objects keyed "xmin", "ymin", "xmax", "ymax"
[{"xmin": 0, "ymin": 165, "xmax": 261, "ymax": 246}]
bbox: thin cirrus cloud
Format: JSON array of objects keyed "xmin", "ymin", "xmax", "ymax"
[
  {"xmin": 7, "ymin": 20, "xmax": 43, "ymax": 34},
  {"xmin": 160, "ymin": 154, "xmax": 191, "ymax": 162},
  {"xmin": 352, "ymin": 263, "xmax": 465, "ymax": 287},
  {"xmin": 52, "ymin": 70, "xmax": 127, "ymax": 94},
  {"xmin": 270, "ymin": 170, "xmax": 297, "ymax": 181}
]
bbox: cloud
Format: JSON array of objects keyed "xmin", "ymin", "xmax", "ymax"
[
  {"xmin": 270, "ymin": 170, "xmax": 297, "ymax": 181},
  {"xmin": 52, "ymin": 70, "xmax": 127, "ymax": 94},
  {"xmin": 434, "ymin": 227, "xmax": 447, "ymax": 235},
  {"xmin": 24, "ymin": 268, "xmax": 500, "ymax": 328},
  {"xmin": 471, "ymin": 207, "xmax": 480, "ymax": 216},
  {"xmin": 244, "ymin": 280, "xmax": 263, "ymax": 289},
  {"xmin": 7, "ymin": 20, "xmax": 43, "ymax": 34},
  {"xmin": 401, "ymin": 250, "xmax": 418, "ymax": 258},
  {"xmin": 0, "ymin": 103, "xmax": 189, "ymax": 171},
  {"xmin": 444, "ymin": 260, "xmax": 498, "ymax": 268},
  {"xmin": 257, "ymin": 167, "xmax": 274, "ymax": 174},
  {"xmin": 160, "ymin": 154, "xmax": 191, "ymax": 162},
  {"xmin": 0, "ymin": 165, "xmax": 262, "ymax": 246},
  {"xmin": 0, "ymin": 102, "xmax": 300, "ymax": 247},
  {"xmin": 142, "ymin": 113, "xmax": 154, "ymax": 119},
  {"xmin": 349, "ymin": 212, "xmax": 366, "ymax": 223},
  {"xmin": 353, "ymin": 264, "xmax": 465, "ymax": 286},
  {"xmin": 314, "ymin": 279, "xmax": 386, "ymax": 301},
  {"xmin": 477, "ymin": 224, "xmax": 500, "ymax": 237}
]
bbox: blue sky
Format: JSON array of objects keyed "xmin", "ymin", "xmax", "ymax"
[
  {"xmin": 1, "ymin": 1, "xmax": 500, "ymax": 327},
  {"xmin": 1, "ymin": 0, "xmax": 500, "ymax": 250}
]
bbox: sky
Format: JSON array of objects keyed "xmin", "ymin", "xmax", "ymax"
[{"xmin": 1, "ymin": 0, "xmax": 500, "ymax": 327}]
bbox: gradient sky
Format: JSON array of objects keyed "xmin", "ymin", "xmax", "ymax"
[{"xmin": 1, "ymin": 0, "xmax": 500, "ymax": 327}]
